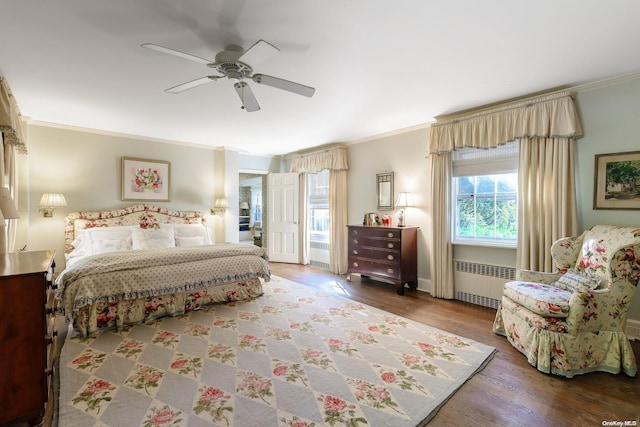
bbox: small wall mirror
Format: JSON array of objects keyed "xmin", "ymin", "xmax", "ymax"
[{"xmin": 376, "ymin": 172, "xmax": 394, "ymax": 210}]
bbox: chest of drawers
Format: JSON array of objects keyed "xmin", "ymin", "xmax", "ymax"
[
  {"xmin": 0, "ymin": 250, "xmax": 56, "ymax": 426},
  {"xmin": 346, "ymin": 225, "xmax": 418, "ymax": 295}
]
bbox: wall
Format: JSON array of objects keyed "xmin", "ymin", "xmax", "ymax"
[
  {"xmin": 346, "ymin": 74, "xmax": 640, "ymax": 322},
  {"xmin": 573, "ymin": 76, "xmax": 640, "ymax": 321},
  {"xmin": 19, "ymin": 124, "xmax": 277, "ymax": 268},
  {"xmin": 346, "ymin": 128, "xmax": 433, "ymax": 289}
]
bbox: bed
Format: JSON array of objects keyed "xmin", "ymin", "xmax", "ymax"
[{"xmin": 55, "ymin": 204, "xmax": 270, "ymax": 337}]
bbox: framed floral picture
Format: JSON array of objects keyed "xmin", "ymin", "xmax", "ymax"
[
  {"xmin": 122, "ymin": 157, "xmax": 171, "ymax": 201},
  {"xmin": 593, "ymin": 150, "xmax": 640, "ymax": 210}
]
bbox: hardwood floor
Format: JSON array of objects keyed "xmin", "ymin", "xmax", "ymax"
[{"xmin": 270, "ymin": 262, "xmax": 640, "ymax": 427}]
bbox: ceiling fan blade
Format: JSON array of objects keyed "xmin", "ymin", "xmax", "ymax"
[
  {"xmin": 166, "ymin": 76, "xmax": 219, "ymax": 93},
  {"xmin": 234, "ymin": 81, "xmax": 260, "ymax": 112},
  {"xmin": 141, "ymin": 43, "xmax": 213, "ymax": 65},
  {"xmin": 238, "ymin": 39, "xmax": 279, "ymax": 65},
  {"xmin": 252, "ymin": 74, "xmax": 315, "ymax": 98}
]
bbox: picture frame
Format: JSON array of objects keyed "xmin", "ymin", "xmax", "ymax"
[
  {"xmin": 122, "ymin": 157, "xmax": 171, "ymax": 201},
  {"xmin": 593, "ymin": 150, "xmax": 640, "ymax": 210},
  {"xmin": 376, "ymin": 171, "xmax": 394, "ymax": 210}
]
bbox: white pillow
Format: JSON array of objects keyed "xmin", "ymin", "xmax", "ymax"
[
  {"xmin": 175, "ymin": 235, "xmax": 206, "ymax": 247},
  {"xmin": 70, "ymin": 230, "xmax": 92, "ymax": 256},
  {"xmin": 93, "ymin": 237, "xmax": 133, "ymax": 254},
  {"xmin": 132, "ymin": 228, "xmax": 175, "ymax": 250},
  {"xmin": 87, "ymin": 227, "xmax": 134, "ymax": 253},
  {"xmin": 554, "ymin": 271, "xmax": 601, "ymax": 293},
  {"xmin": 171, "ymin": 224, "xmax": 211, "ymax": 245}
]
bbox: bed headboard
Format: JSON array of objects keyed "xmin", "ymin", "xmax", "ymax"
[{"xmin": 64, "ymin": 204, "xmax": 206, "ymax": 253}]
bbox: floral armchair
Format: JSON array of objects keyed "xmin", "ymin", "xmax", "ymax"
[{"xmin": 493, "ymin": 225, "xmax": 640, "ymax": 377}]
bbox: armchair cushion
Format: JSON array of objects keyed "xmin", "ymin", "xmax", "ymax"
[
  {"xmin": 553, "ymin": 271, "xmax": 602, "ymax": 293},
  {"xmin": 503, "ymin": 281, "xmax": 572, "ymax": 317}
]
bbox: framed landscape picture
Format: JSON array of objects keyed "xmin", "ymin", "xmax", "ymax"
[
  {"xmin": 122, "ymin": 157, "xmax": 171, "ymax": 201},
  {"xmin": 593, "ymin": 150, "xmax": 640, "ymax": 210}
]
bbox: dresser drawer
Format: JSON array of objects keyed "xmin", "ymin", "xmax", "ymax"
[
  {"xmin": 349, "ymin": 227, "xmax": 401, "ymax": 240},
  {"xmin": 348, "ymin": 246, "xmax": 400, "ymax": 263},
  {"xmin": 347, "ymin": 257, "xmax": 401, "ymax": 280}
]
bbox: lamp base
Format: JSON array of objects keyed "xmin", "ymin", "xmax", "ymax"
[{"xmin": 41, "ymin": 208, "xmax": 54, "ymax": 218}]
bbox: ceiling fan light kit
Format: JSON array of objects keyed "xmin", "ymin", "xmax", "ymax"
[{"xmin": 142, "ymin": 40, "xmax": 315, "ymax": 112}]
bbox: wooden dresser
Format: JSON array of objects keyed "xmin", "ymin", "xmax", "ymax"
[
  {"xmin": 0, "ymin": 250, "xmax": 56, "ymax": 426},
  {"xmin": 346, "ymin": 225, "xmax": 418, "ymax": 295}
]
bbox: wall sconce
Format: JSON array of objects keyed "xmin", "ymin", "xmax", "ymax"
[
  {"xmin": 39, "ymin": 193, "xmax": 67, "ymax": 217},
  {"xmin": 211, "ymin": 198, "xmax": 228, "ymax": 214},
  {"xmin": 395, "ymin": 192, "xmax": 414, "ymax": 227}
]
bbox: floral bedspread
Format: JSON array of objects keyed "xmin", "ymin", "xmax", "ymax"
[{"xmin": 56, "ymin": 244, "xmax": 271, "ymax": 320}]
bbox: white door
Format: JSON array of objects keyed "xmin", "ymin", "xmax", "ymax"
[{"xmin": 268, "ymin": 173, "xmax": 300, "ymax": 263}]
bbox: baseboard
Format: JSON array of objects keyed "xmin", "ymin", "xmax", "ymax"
[{"xmin": 626, "ymin": 319, "xmax": 640, "ymax": 340}]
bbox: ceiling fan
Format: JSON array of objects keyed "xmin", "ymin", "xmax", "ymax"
[{"xmin": 141, "ymin": 40, "xmax": 315, "ymax": 112}]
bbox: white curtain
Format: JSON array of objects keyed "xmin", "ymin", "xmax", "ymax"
[
  {"xmin": 517, "ymin": 136, "xmax": 577, "ymax": 271},
  {"xmin": 290, "ymin": 145, "xmax": 348, "ymax": 274},
  {"xmin": 427, "ymin": 91, "xmax": 582, "ymax": 297},
  {"xmin": 0, "ymin": 77, "xmax": 25, "ymax": 253},
  {"xmin": 429, "ymin": 151, "xmax": 454, "ymax": 298},
  {"xmin": 329, "ymin": 169, "xmax": 348, "ymax": 274}
]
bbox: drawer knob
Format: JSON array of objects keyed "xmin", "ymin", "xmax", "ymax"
[
  {"xmin": 387, "ymin": 232, "xmax": 394, "ymax": 238},
  {"xmin": 387, "ymin": 243, "xmax": 394, "ymax": 249},
  {"xmin": 387, "ymin": 268, "xmax": 394, "ymax": 274},
  {"xmin": 387, "ymin": 254, "xmax": 394, "ymax": 260},
  {"xmin": 353, "ymin": 230, "xmax": 358, "ymax": 235},
  {"xmin": 353, "ymin": 239, "xmax": 358, "ymax": 244},
  {"xmin": 352, "ymin": 250, "xmax": 358, "ymax": 255},
  {"xmin": 353, "ymin": 262, "xmax": 359, "ymax": 267}
]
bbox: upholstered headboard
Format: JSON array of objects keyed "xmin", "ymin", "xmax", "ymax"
[{"xmin": 64, "ymin": 204, "xmax": 206, "ymax": 253}]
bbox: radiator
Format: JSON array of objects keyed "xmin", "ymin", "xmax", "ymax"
[
  {"xmin": 454, "ymin": 260, "xmax": 515, "ymax": 309},
  {"xmin": 310, "ymin": 240, "xmax": 330, "ymax": 270}
]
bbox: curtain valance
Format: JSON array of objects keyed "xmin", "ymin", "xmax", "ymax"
[
  {"xmin": 427, "ymin": 91, "xmax": 582, "ymax": 156},
  {"xmin": 0, "ymin": 77, "xmax": 27, "ymax": 154},
  {"xmin": 290, "ymin": 145, "xmax": 348, "ymax": 173}
]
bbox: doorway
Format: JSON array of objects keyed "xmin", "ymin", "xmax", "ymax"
[{"xmin": 239, "ymin": 172, "xmax": 266, "ymax": 247}]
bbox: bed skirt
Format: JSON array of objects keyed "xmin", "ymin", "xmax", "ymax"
[{"xmin": 69, "ymin": 278, "xmax": 263, "ymax": 337}]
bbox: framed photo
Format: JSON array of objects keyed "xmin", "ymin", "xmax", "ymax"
[
  {"xmin": 122, "ymin": 157, "xmax": 171, "ymax": 201},
  {"xmin": 593, "ymin": 150, "xmax": 640, "ymax": 210}
]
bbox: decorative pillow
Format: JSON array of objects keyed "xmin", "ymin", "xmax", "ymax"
[
  {"xmin": 92, "ymin": 237, "xmax": 132, "ymax": 254},
  {"xmin": 132, "ymin": 228, "xmax": 175, "ymax": 250},
  {"xmin": 176, "ymin": 235, "xmax": 206, "ymax": 247},
  {"xmin": 87, "ymin": 227, "xmax": 135, "ymax": 253},
  {"xmin": 553, "ymin": 271, "xmax": 601, "ymax": 293},
  {"xmin": 171, "ymin": 224, "xmax": 211, "ymax": 245}
]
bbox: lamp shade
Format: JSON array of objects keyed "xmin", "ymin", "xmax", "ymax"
[
  {"xmin": 240, "ymin": 202, "xmax": 249, "ymax": 210},
  {"xmin": 0, "ymin": 187, "xmax": 19, "ymax": 219},
  {"xmin": 39, "ymin": 193, "xmax": 67, "ymax": 208},
  {"xmin": 214, "ymin": 198, "xmax": 229, "ymax": 208},
  {"xmin": 395, "ymin": 192, "xmax": 414, "ymax": 208}
]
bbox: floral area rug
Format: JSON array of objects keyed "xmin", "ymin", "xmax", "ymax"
[{"xmin": 58, "ymin": 275, "xmax": 496, "ymax": 426}]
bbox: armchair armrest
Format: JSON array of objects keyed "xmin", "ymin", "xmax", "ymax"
[
  {"xmin": 517, "ymin": 270, "xmax": 562, "ymax": 284},
  {"xmin": 565, "ymin": 243, "xmax": 640, "ymax": 334}
]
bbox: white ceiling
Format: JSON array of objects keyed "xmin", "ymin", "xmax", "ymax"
[{"xmin": 2, "ymin": 1, "xmax": 640, "ymax": 156}]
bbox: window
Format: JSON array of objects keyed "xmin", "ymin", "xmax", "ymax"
[
  {"xmin": 307, "ymin": 169, "xmax": 330, "ymax": 234},
  {"xmin": 452, "ymin": 142, "xmax": 518, "ymax": 245}
]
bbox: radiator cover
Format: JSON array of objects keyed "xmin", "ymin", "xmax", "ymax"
[{"xmin": 454, "ymin": 260, "xmax": 515, "ymax": 309}]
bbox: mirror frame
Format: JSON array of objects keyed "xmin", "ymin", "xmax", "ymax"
[{"xmin": 376, "ymin": 172, "xmax": 394, "ymax": 210}]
